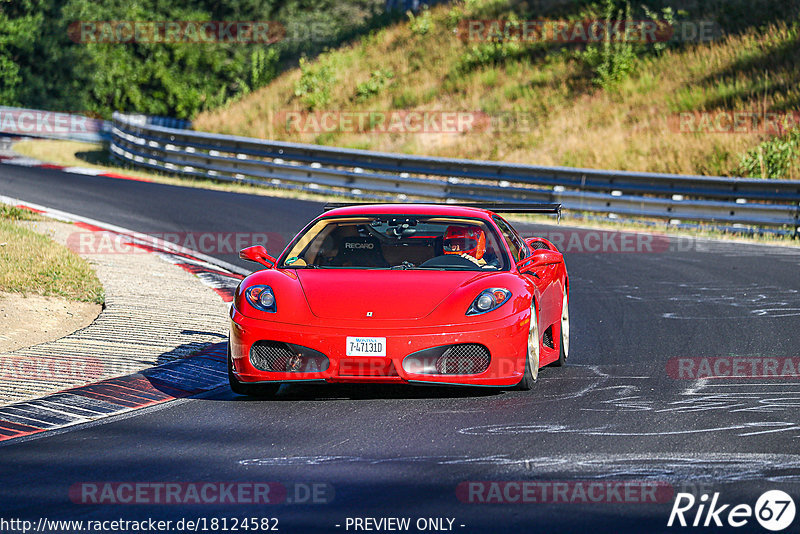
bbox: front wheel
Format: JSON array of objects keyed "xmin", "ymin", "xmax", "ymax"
[
  {"xmin": 516, "ymin": 305, "xmax": 540, "ymax": 390},
  {"xmin": 228, "ymin": 346, "xmax": 281, "ymax": 397}
]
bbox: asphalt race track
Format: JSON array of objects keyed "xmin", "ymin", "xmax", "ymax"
[{"xmin": 2, "ymin": 164, "xmax": 800, "ymax": 533}]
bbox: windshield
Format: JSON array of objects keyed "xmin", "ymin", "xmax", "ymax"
[{"xmin": 280, "ymin": 216, "xmax": 509, "ymax": 271}]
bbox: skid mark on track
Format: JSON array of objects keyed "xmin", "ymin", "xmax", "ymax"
[
  {"xmin": 582, "ymin": 281, "xmax": 800, "ymax": 319},
  {"xmin": 658, "ymin": 283, "xmax": 800, "ymax": 319},
  {"xmin": 459, "ymin": 421, "xmax": 800, "ymax": 438},
  {"xmin": 239, "ymin": 453, "xmax": 800, "ymax": 482},
  {"xmin": 665, "ymin": 380, "xmax": 800, "ymax": 415},
  {"xmin": 449, "ymin": 366, "xmax": 800, "ymax": 439}
]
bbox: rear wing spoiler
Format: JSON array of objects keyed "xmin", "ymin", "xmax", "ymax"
[{"xmin": 322, "ymin": 202, "xmax": 562, "ymax": 220}]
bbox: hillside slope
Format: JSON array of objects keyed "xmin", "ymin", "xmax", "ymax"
[{"xmin": 195, "ymin": 0, "xmax": 800, "ymax": 178}]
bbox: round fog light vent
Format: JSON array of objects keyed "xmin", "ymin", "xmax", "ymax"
[{"xmin": 249, "ymin": 341, "xmax": 330, "ymax": 373}]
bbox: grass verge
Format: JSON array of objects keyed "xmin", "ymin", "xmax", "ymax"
[{"xmin": 0, "ymin": 205, "xmax": 104, "ymax": 304}]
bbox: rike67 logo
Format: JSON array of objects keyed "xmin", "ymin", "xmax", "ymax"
[{"xmin": 668, "ymin": 490, "xmax": 796, "ymax": 531}]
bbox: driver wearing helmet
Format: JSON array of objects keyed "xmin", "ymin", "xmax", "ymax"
[{"xmin": 443, "ymin": 225, "xmax": 489, "ymax": 267}]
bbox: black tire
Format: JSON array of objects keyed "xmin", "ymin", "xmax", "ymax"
[
  {"xmin": 550, "ymin": 328, "xmax": 567, "ymax": 367},
  {"xmin": 551, "ymin": 288, "xmax": 569, "ymax": 367},
  {"xmin": 516, "ymin": 305, "xmax": 540, "ymax": 390},
  {"xmin": 228, "ymin": 346, "xmax": 281, "ymax": 397}
]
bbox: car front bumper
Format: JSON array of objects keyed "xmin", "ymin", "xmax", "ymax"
[{"xmin": 229, "ymin": 306, "xmax": 530, "ymax": 387}]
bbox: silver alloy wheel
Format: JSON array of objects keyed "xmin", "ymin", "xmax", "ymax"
[
  {"xmin": 527, "ymin": 307, "xmax": 540, "ymax": 381},
  {"xmin": 561, "ymin": 288, "xmax": 570, "ymax": 359}
]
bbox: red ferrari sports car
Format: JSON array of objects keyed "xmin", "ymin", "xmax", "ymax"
[{"xmin": 228, "ymin": 203, "xmax": 569, "ymax": 396}]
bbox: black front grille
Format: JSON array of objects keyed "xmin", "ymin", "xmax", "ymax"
[
  {"xmin": 250, "ymin": 341, "xmax": 292, "ymax": 371},
  {"xmin": 436, "ymin": 344, "xmax": 491, "ymax": 375},
  {"xmin": 250, "ymin": 341, "xmax": 329, "ymax": 373},
  {"xmin": 403, "ymin": 343, "xmax": 491, "ymax": 375}
]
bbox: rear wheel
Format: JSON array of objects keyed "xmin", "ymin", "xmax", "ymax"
[
  {"xmin": 228, "ymin": 345, "xmax": 281, "ymax": 397},
  {"xmin": 551, "ymin": 287, "xmax": 569, "ymax": 367},
  {"xmin": 516, "ymin": 305, "xmax": 540, "ymax": 390}
]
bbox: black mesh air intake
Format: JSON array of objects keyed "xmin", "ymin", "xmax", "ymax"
[
  {"xmin": 543, "ymin": 325, "xmax": 554, "ymax": 349},
  {"xmin": 530, "ymin": 240, "xmax": 551, "ymax": 250},
  {"xmin": 403, "ymin": 344, "xmax": 491, "ymax": 375},
  {"xmin": 436, "ymin": 344, "xmax": 491, "ymax": 374},
  {"xmin": 250, "ymin": 341, "xmax": 329, "ymax": 373}
]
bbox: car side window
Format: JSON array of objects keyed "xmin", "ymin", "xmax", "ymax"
[{"xmin": 493, "ymin": 216, "xmax": 527, "ymax": 262}]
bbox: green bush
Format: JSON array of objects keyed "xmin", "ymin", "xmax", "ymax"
[
  {"xmin": 391, "ymin": 89, "xmax": 420, "ymax": 108},
  {"xmin": 354, "ymin": 68, "xmax": 394, "ymax": 101},
  {"xmin": 578, "ymin": 0, "xmax": 679, "ymax": 88},
  {"xmin": 294, "ymin": 56, "xmax": 337, "ymax": 110},
  {"xmin": 407, "ymin": 6, "xmax": 432, "ymax": 36},
  {"xmin": 739, "ymin": 128, "xmax": 800, "ymax": 179},
  {"xmin": 578, "ymin": 0, "xmax": 636, "ymax": 88},
  {"xmin": 453, "ymin": 38, "xmax": 528, "ymax": 76}
]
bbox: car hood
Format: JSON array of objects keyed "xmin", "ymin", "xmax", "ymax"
[{"xmin": 296, "ymin": 269, "xmax": 481, "ymax": 320}]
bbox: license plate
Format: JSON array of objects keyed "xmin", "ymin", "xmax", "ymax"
[{"xmin": 346, "ymin": 336, "xmax": 386, "ymax": 357}]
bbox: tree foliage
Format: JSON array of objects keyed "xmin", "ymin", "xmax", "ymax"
[{"xmin": 0, "ymin": 0, "xmax": 383, "ymax": 118}]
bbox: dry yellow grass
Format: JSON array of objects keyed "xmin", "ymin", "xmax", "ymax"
[
  {"xmin": 0, "ymin": 206, "xmax": 104, "ymax": 303},
  {"xmin": 195, "ymin": 1, "xmax": 798, "ymax": 177}
]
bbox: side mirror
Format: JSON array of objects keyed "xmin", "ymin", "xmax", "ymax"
[
  {"xmin": 517, "ymin": 249, "xmax": 562, "ymax": 274},
  {"xmin": 239, "ymin": 245, "xmax": 276, "ymax": 268}
]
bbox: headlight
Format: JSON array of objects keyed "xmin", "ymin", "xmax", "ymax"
[
  {"xmin": 467, "ymin": 288, "xmax": 511, "ymax": 315},
  {"xmin": 244, "ymin": 285, "xmax": 277, "ymax": 313}
]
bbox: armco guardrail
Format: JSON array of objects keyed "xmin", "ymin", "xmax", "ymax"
[
  {"xmin": 110, "ymin": 112, "xmax": 800, "ymax": 233},
  {"xmin": 111, "ymin": 113, "xmax": 192, "ymax": 131}
]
